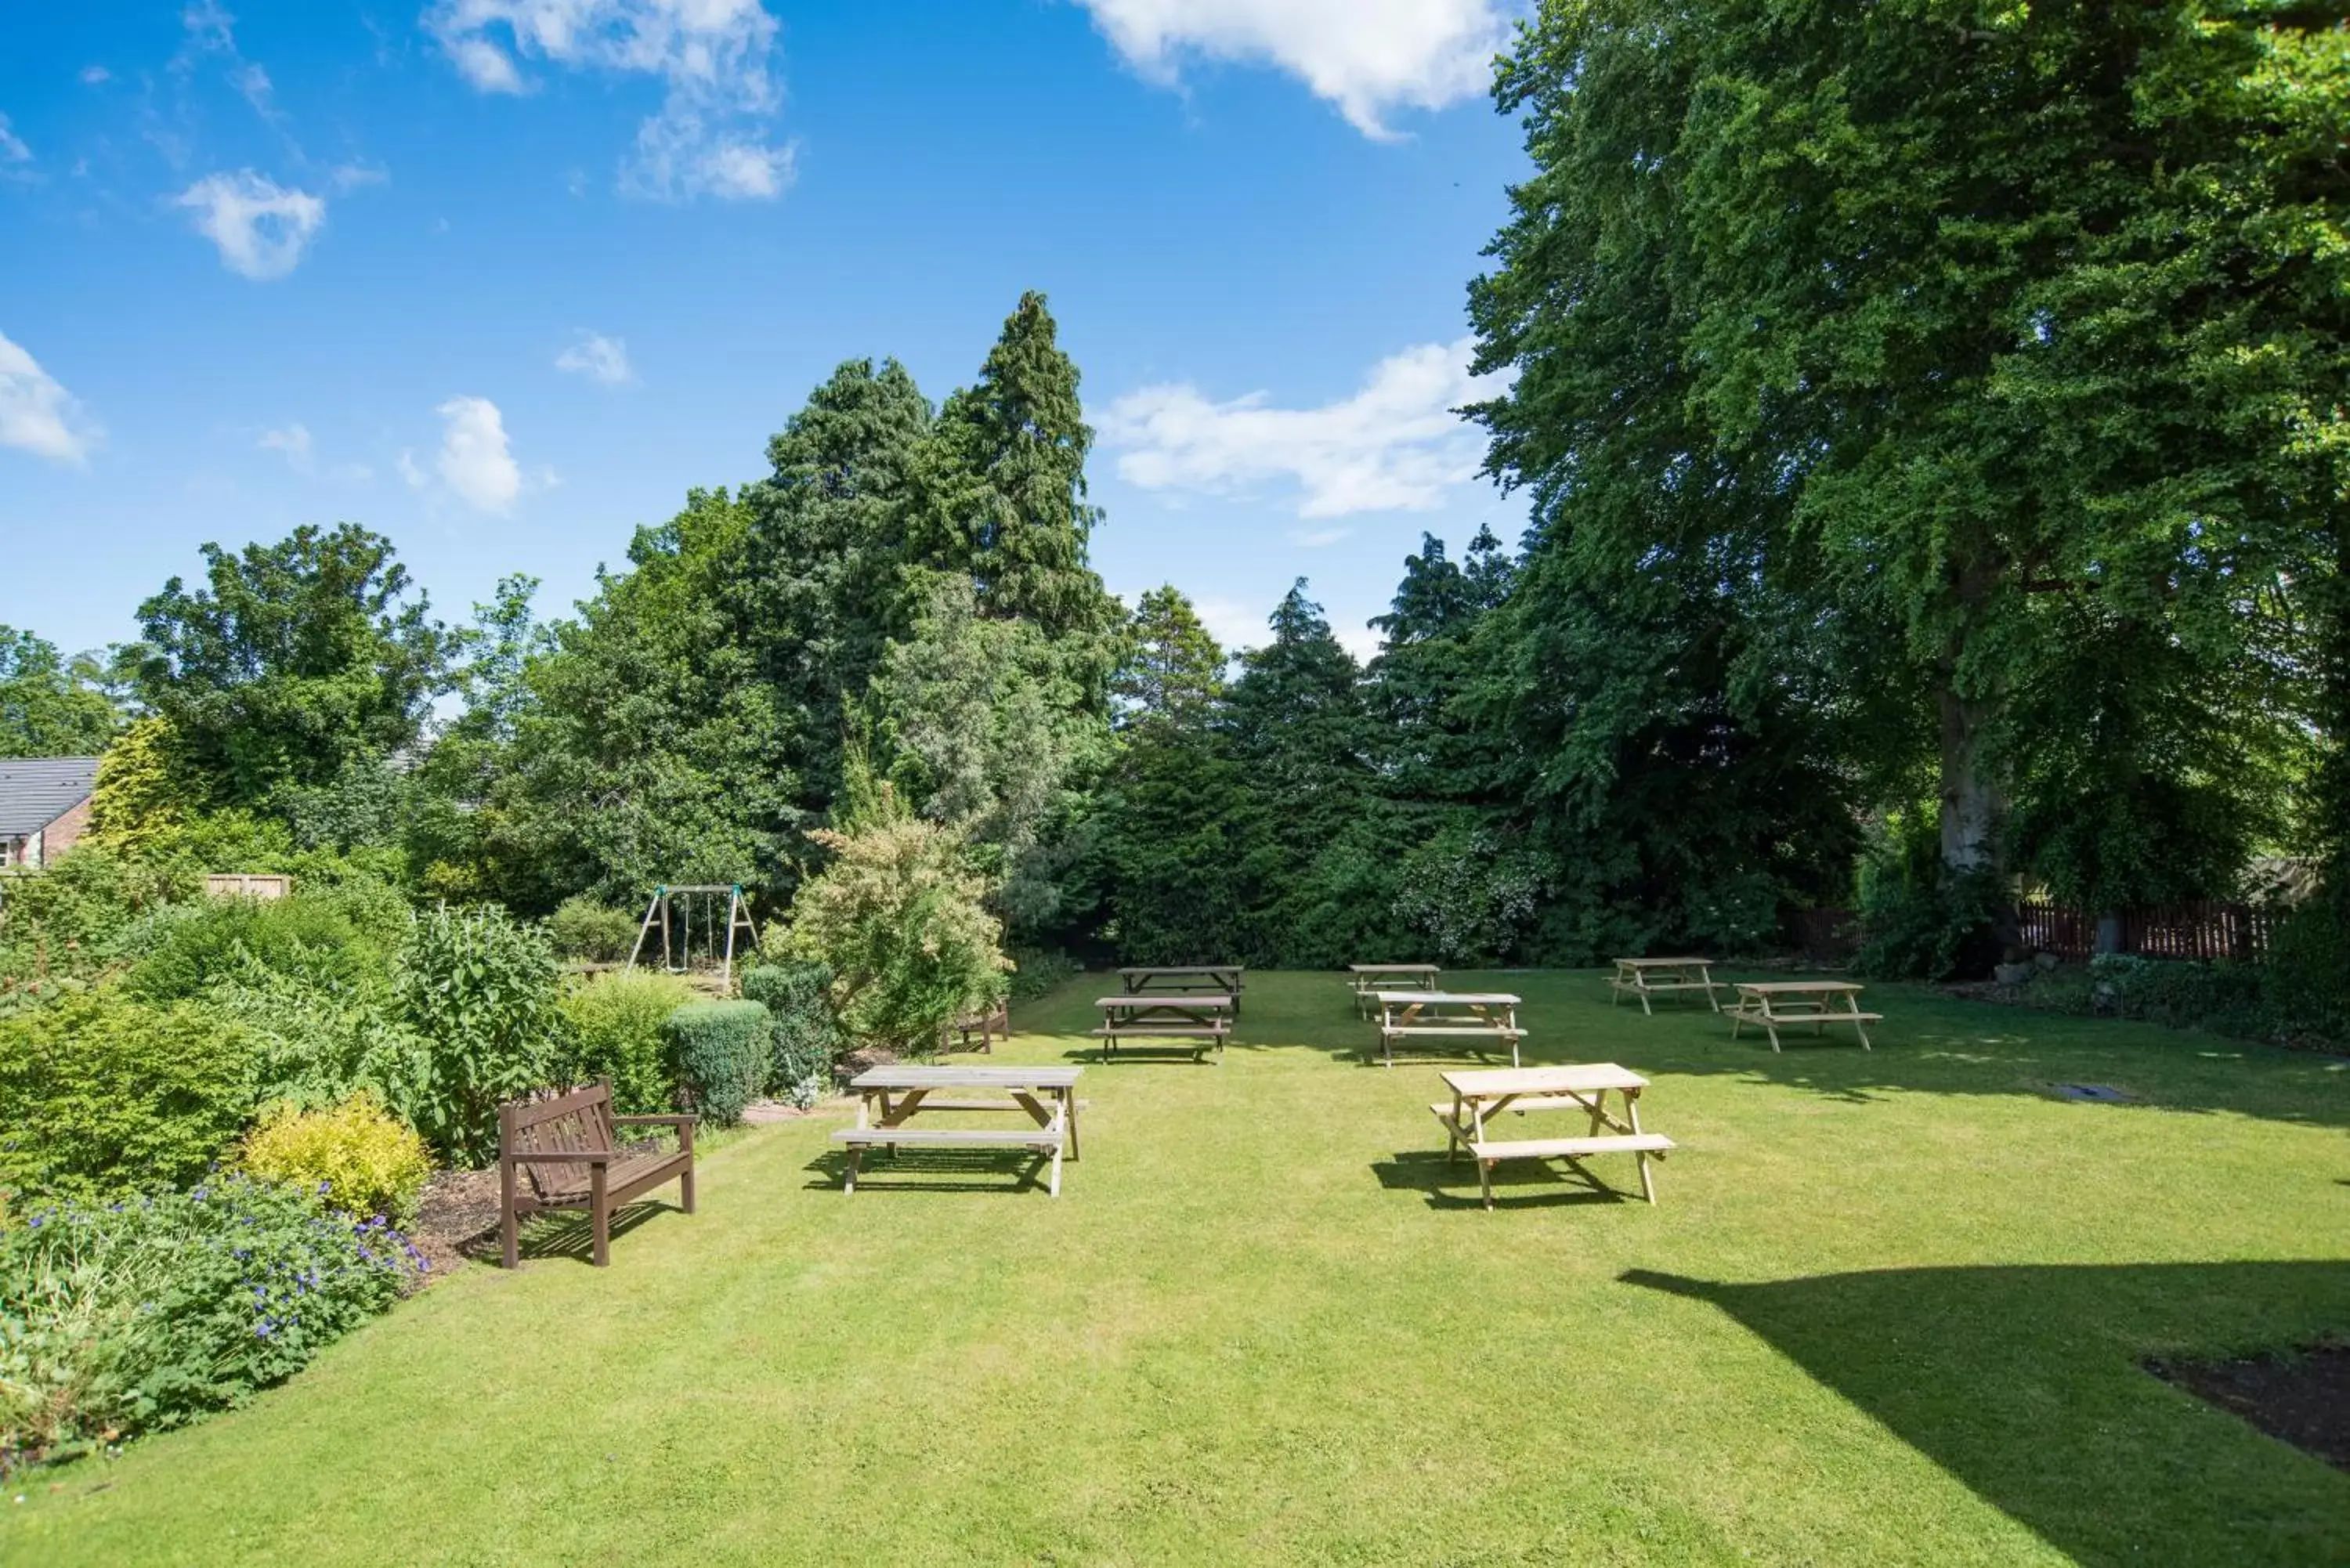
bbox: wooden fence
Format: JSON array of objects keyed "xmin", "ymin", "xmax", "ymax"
[
  {"xmin": 2016, "ymin": 901, "xmax": 2279, "ymax": 964},
  {"xmin": 1787, "ymin": 901, "xmax": 2283, "ymax": 964}
]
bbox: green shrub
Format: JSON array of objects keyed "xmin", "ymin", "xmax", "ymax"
[
  {"xmin": 200, "ymin": 947, "xmax": 426, "ymax": 1118},
  {"xmin": 787, "ymin": 796, "xmax": 1010, "ymax": 1054},
  {"xmin": 2264, "ymin": 902, "xmax": 2350, "ymax": 1039},
  {"xmin": 741, "ymin": 962, "xmax": 840, "ymax": 1108},
  {"xmin": 1006, "ymin": 947, "xmax": 1079, "ymax": 1002},
  {"xmin": 546, "ymin": 896, "xmax": 642, "ymax": 963},
  {"xmin": 0, "ymin": 1176, "xmax": 421, "ymax": 1471},
  {"xmin": 0, "ymin": 992, "xmax": 259, "ymax": 1201},
  {"xmin": 663, "ymin": 1001, "xmax": 772, "ymax": 1126},
  {"xmin": 240, "ymin": 1093, "xmax": 432, "ymax": 1224},
  {"xmin": 2088, "ymin": 953, "xmax": 2267, "ymax": 1035},
  {"xmin": 557, "ymin": 970, "xmax": 696, "ymax": 1114},
  {"xmin": 1852, "ymin": 810, "xmax": 2005, "ymax": 980},
  {"xmin": 0, "ymin": 846, "xmax": 192, "ymax": 986},
  {"xmin": 392, "ymin": 905, "xmax": 563, "ymax": 1165},
  {"xmin": 125, "ymin": 894, "xmax": 374, "ymax": 1003}
]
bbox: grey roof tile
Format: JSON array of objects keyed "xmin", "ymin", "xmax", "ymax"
[{"xmin": 0, "ymin": 757, "xmax": 102, "ymax": 836}]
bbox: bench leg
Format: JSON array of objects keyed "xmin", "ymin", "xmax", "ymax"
[
  {"xmin": 1640, "ymin": 988, "xmax": 1654, "ymax": 1016},
  {"xmin": 591, "ymin": 1165, "xmax": 610, "ymax": 1267},
  {"xmin": 1047, "ymin": 1140, "xmax": 1063, "ymax": 1198},
  {"xmin": 843, "ymin": 1146, "xmax": 861, "ymax": 1194},
  {"xmin": 499, "ymin": 1158, "xmax": 519, "ymax": 1270},
  {"xmin": 1478, "ymin": 1159, "xmax": 1496, "ymax": 1211}
]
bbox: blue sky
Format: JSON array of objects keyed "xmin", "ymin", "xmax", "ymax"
[{"xmin": 2, "ymin": 2, "xmax": 1530, "ymax": 665}]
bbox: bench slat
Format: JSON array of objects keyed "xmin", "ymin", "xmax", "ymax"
[
  {"xmin": 1469, "ymin": 1133, "xmax": 1674, "ymax": 1161},
  {"xmin": 1382, "ymin": 1026, "xmax": 1527, "ymax": 1038},
  {"xmin": 833, "ymin": 1129, "xmax": 1063, "ymax": 1148}
]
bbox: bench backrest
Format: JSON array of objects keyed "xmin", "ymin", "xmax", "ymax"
[{"xmin": 503, "ymin": 1082, "xmax": 620, "ymax": 1202}]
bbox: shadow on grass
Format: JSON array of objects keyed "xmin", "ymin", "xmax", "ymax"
[
  {"xmin": 1371, "ymin": 1148, "xmax": 1640, "ymax": 1210},
  {"xmin": 457, "ymin": 1200, "xmax": 682, "ymax": 1265},
  {"xmin": 1623, "ymin": 1260, "xmax": 2350, "ymax": 1566},
  {"xmin": 800, "ymin": 1147, "xmax": 1056, "ymax": 1195}
]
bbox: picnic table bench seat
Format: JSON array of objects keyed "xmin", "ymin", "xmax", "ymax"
[
  {"xmin": 1095, "ymin": 994, "xmax": 1232, "ymax": 1062},
  {"xmin": 1727, "ymin": 981, "xmax": 1881, "ymax": 1050},
  {"xmin": 498, "ymin": 1080, "xmax": 696, "ymax": 1268},
  {"xmin": 1431, "ymin": 1064, "xmax": 1672, "ymax": 1208},
  {"xmin": 836, "ymin": 1065, "xmax": 1083, "ymax": 1196}
]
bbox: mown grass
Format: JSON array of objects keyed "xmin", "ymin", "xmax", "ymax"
[{"xmin": 6, "ymin": 970, "xmax": 2347, "ymax": 1566}]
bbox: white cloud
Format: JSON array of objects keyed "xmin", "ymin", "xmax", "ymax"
[
  {"xmin": 433, "ymin": 395, "xmax": 522, "ymax": 513},
  {"xmin": 396, "ymin": 448, "xmax": 427, "ymax": 488},
  {"xmin": 330, "ymin": 163, "xmax": 389, "ymax": 192},
  {"xmin": 177, "ymin": 1, "xmax": 281, "ymax": 123},
  {"xmin": 1103, "ymin": 335, "xmax": 1505, "ymax": 518},
  {"xmin": 1186, "ymin": 595, "xmax": 1264, "ymax": 655},
  {"xmin": 428, "ymin": 0, "xmax": 795, "ymax": 201},
  {"xmin": 173, "ymin": 171, "xmax": 327, "ymax": 279},
  {"xmin": 80, "ymin": 65, "xmax": 113, "ymax": 85},
  {"xmin": 1076, "ymin": 0, "xmax": 1510, "ymax": 137},
  {"xmin": 0, "ymin": 330, "xmax": 102, "ymax": 466},
  {"xmin": 0, "ymin": 116, "xmax": 30, "ymax": 164},
  {"xmin": 257, "ymin": 422, "xmax": 313, "ymax": 470},
  {"xmin": 555, "ymin": 331, "xmax": 633, "ymax": 386}
]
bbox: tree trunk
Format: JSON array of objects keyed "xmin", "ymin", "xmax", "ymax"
[{"xmin": 1936, "ymin": 681, "xmax": 2001, "ymax": 875}]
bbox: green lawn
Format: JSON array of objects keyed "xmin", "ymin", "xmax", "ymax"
[{"xmin": 8, "ymin": 970, "xmax": 2348, "ymax": 1566}]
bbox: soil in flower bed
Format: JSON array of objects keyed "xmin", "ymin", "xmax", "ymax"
[{"xmin": 2147, "ymin": 1343, "xmax": 2350, "ymax": 1472}]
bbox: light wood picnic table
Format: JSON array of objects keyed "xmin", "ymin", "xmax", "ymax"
[
  {"xmin": 1349, "ymin": 963, "xmax": 1441, "ymax": 1017},
  {"xmin": 833, "ymin": 1064, "xmax": 1083, "ymax": 1196},
  {"xmin": 1094, "ymin": 993, "xmax": 1232, "ymax": 1063},
  {"xmin": 1430, "ymin": 1063, "xmax": 1673, "ymax": 1208},
  {"xmin": 1609, "ymin": 956, "xmax": 1723, "ymax": 1013},
  {"xmin": 1727, "ymin": 981, "xmax": 1881, "ymax": 1051},
  {"xmin": 1119, "ymin": 965, "xmax": 1246, "ymax": 1016},
  {"xmin": 1371, "ymin": 990, "xmax": 1524, "ymax": 1069}
]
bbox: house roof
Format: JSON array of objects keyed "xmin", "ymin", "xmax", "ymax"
[{"xmin": 0, "ymin": 757, "xmax": 102, "ymax": 836}]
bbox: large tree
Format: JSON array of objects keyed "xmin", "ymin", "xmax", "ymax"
[
  {"xmin": 128, "ymin": 525, "xmax": 452, "ymax": 805},
  {"xmin": 1474, "ymin": 0, "xmax": 2345, "ymax": 938},
  {"xmin": 0, "ymin": 627, "xmax": 120, "ymax": 757}
]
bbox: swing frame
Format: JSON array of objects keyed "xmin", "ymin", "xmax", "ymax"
[{"xmin": 624, "ymin": 883, "xmax": 761, "ymax": 984}]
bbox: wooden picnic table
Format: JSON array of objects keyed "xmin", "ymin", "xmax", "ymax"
[
  {"xmin": 1119, "ymin": 964, "xmax": 1246, "ymax": 1015},
  {"xmin": 1609, "ymin": 956, "xmax": 1723, "ymax": 1014},
  {"xmin": 1371, "ymin": 990, "xmax": 1524, "ymax": 1069},
  {"xmin": 1727, "ymin": 981, "xmax": 1880, "ymax": 1052},
  {"xmin": 833, "ymin": 1064, "xmax": 1083, "ymax": 1196},
  {"xmin": 1430, "ymin": 1063, "xmax": 1673, "ymax": 1208},
  {"xmin": 1349, "ymin": 963, "xmax": 1441, "ymax": 1017},
  {"xmin": 1094, "ymin": 994, "xmax": 1232, "ymax": 1063}
]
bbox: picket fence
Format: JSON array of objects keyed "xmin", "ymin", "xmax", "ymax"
[{"xmin": 1785, "ymin": 901, "xmax": 2280, "ymax": 965}]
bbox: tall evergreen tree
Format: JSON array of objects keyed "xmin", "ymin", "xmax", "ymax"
[
  {"xmin": 1115, "ymin": 585, "xmax": 1226, "ymax": 728},
  {"xmin": 915, "ymin": 292, "xmax": 1119, "ymax": 645}
]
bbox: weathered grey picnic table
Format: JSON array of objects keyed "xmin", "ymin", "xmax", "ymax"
[
  {"xmin": 1727, "ymin": 981, "xmax": 1881, "ymax": 1051},
  {"xmin": 1119, "ymin": 964, "xmax": 1246, "ymax": 1015},
  {"xmin": 832, "ymin": 1064, "xmax": 1082, "ymax": 1196},
  {"xmin": 1370, "ymin": 990, "xmax": 1524, "ymax": 1068},
  {"xmin": 1349, "ymin": 963, "xmax": 1441, "ymax": 1017},
  {"xmin": 1608, "ymin": 956, "xmax": 1723, "ymax": 1013},
  {"xmin": 1094, "ymin": 994, "xmax": 1231, "ymax": 1063},
  {"xmin": 1430, "ymin": 1063, "xmax": 1673, "ymax": 1208}
]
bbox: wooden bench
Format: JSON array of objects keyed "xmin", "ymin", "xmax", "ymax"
[
  {"xmin": 1465, "ymin": 1133, "xmax": 1676, "ymax": 1207},
  {"xmin": 834, "ymin": 1065, "xmax": 1083, "ymax": 1197},
  {"xmin": 1608, "ymin": 956, "xmax": 1723, "ymax": 1013},
  {"xmin": 1727, "ymin": 981, "xmax": 1881, "ymax": 1050},
  {"xmin": 943, "ymin": 998, "xmax": 1010, "ymax": 1053},
  {"xmin": 1372, "ymin": 992, "xmax": 1524, "ymax": 1068},
  {"xmin": 498, "ymin": 1081, "xmax": 695, "ymax": 1267},
  {"xmin": 1119, "ymin": 965, "xmax": 1246, "ymax": 1016},
  {"xmin": 1095, "ymin": 995, "xmax": 1232, "ymax": 1063}
]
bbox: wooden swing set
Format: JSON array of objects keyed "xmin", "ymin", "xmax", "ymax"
[{"xmin": 624, "ymin": 883, "xmax": 760, "ymax": 984}]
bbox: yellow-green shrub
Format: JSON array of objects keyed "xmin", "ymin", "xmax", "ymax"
[{"xmin": 241, "ymin": 1093, "xmax": 432, "ymax": 1223}]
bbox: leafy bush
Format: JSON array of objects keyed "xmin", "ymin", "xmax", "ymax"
[
  {"xmin": 201, "ymin": 946, "xmax": 425, "ymax": 1118},
  {"xmin": 392, "ymin": 905, "xmax": 563, "ymax": 1165},
  {"xmin": 2264, "ymin": 902, "xmax": 2350, "ymax": 1039},
  {"xmin": 0, "ymin": 845, "xmax": 192, "ymax": 986},
  {"xmin": 1851, "ymin": 810, "xmax": 2005, "ymax": 980},
  {"xmin": 0, "ymin": 1176, "xmax": 421, "ymax": 1471},
  {"xmin": 0, "ymin": 992, "xmax": 259, "ymax": 1201},
  {"xmin": 547, "ymin": 895, "xmax": 642, "ymax": 963},
  {"xmin": 663, "ymin": 1001, "xmax": 772, "ymax": 1126},
  {"xmin": 740, "ymin": 961, "xmax": 840, "ymax": 1107},
  {"xmin": 1005, "ymin": 946, "xmax": 1079, "ymax": 1002},
  {"xmin": 2087, "ymin": 953, "xmax": 2267, "ymax": 1035},
  {"xmin": 556, "ymin": 970, "xmax": 696, "ymax": 1115},
  {"xmin": 1389, "ymin": 827, "xmax": 1547, "ymax": 965},
  {"xmin": 787, "ymin": 794, "xmax": 1010, "ymax": 1054},
  {"xmin": 125, "ymin": 893, "xmax": 376, "ymax": 1003},
  {"xmin": 241, "ymin": 1093, "xmax": 432, "ymax": 1224}
]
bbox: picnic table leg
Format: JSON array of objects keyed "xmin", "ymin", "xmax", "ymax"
[
  {"xmin": 1847, "ymin": 995, "xmax": 1873, "ymax": 1050},
  {"xmin": 1626, "ymin": 1091, "xmax": 1658, "ymax": 1204},
  {"xmin": 1063, "ymin": 1087, "xmax": 1081, "ymax": 1161},
  {"xmin": 1047, "ymin": 1128, "xmax": 1064, "ymax": 1198},
  {"xmin": 1478, "ymin": 1158, "xmax": 1496, "ymax": 1210},
  {"xmin": 1639, "ymin": 981, "xmax": 1654, "ymax": 1017},
  {"xmin": 1764, "ymin": 1007, "xmax": 1784, "ymax": 1053},
  {"xmin": 843, "ymin": 1144, "xmax": 861, "ymax": 1194}
]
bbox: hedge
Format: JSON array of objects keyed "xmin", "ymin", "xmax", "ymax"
[{"xmin": 663, "ymin": 1001, "xmax": 772, "ymax": 1126}]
